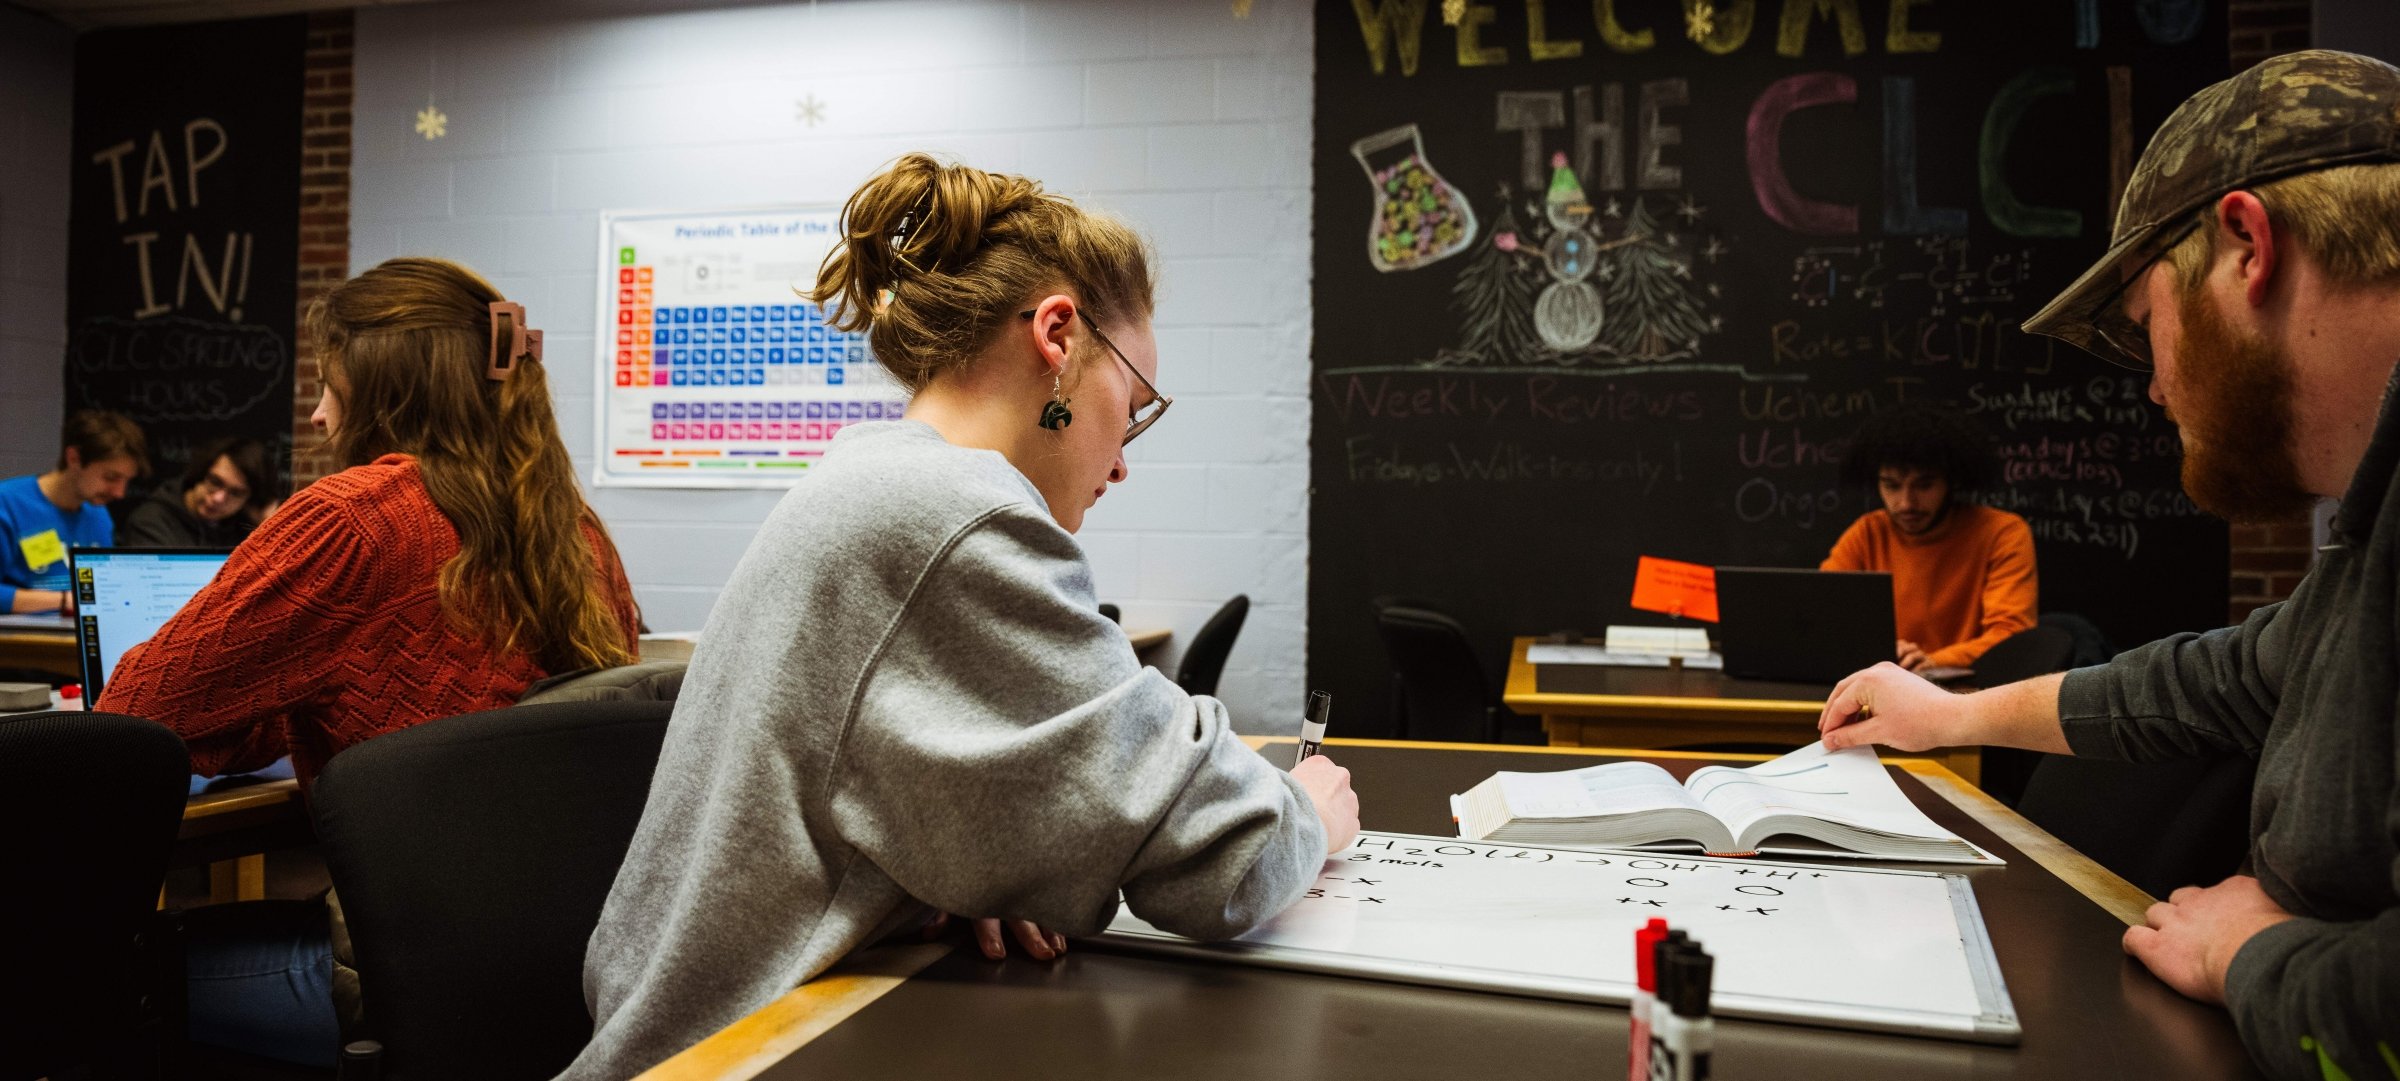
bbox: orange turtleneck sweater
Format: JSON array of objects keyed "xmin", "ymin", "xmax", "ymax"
[{"xmin": 1819, "ymin": 503, "xmax": 2038, "ymax": 669}]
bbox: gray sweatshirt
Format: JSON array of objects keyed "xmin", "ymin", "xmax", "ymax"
[
  {"xmin": 561, "ymin": 421, "xmax": 1325, "ymax": 1081},
  {"xmin": 2057, "ymin": 378, "xmax": 2400, "ymax": 1080}
]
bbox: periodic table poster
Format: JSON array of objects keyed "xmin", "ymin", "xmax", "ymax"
[{"xmin": 593, "ymin": 207, "xmax": 908, "ymax": 488}]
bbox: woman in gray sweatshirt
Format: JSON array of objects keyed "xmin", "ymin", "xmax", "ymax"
[{"xmin": 562, "ymin": 155, "xmax": 1360, "ymax": 1081}]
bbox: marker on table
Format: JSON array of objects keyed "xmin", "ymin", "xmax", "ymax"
[
  {"xmin": 1298, "ymin": 690, "xmax": 1332, "ymax": 762},
  {"xmin": 1649, "ymin": 941, "xmax": 1716, "ymax": 1081},
  {"xmin": 1627, "ymin": 918, "xmax": 1669, "ymax": 1081}
]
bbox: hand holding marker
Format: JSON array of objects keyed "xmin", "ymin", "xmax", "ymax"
[
  {"xmin": 1299, "ymin": 690, "xmax": 1331, "ymax": 762},
  {"xmin": 1288, "ymin": 690, "xmax": 1360, "ymax": 853}
]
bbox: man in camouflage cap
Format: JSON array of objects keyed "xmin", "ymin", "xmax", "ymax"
[{"xmin": 1818, "ymin": 50, "xmax": 2400, "ymax": 1081}]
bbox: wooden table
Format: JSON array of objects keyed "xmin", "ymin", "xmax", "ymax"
[
  {"xmin": 179, "ymin": 770, "xmax": 308, "ymax": 904},
  {"xmin": 1503, "ymin": 637, "xmax": 1983, "ymax": 786},
  {"xmin": 632, "ymin": 738, "xmax": 2255, "ymax": 1081},
  {"xmin": 0, "ymin": 618, "xmax": 80, "ymax": 683}
]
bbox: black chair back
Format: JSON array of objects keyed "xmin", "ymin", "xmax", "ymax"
[
  {"xmin": 1175, "ymin": 595, "xmax": 1249, "ymax": 697},
  {"xmin": 2016, "ymin": 753, "xmax": 2255, "ymax": 900},
  {"xmin": 1373, "ymin": 603, "xmax": 1499, "ymax": 743},
  {"xmin": 1970, "ymin": 624, "xmax": 2074, "ymax": 687},
  {"xmin": 1966, "ymin": 625, "xmax": 2077, "ymax": 805},
  {"xmin": 0, "ymin": 711, "xmax": 190, "ymax": 1081},
  {"xmin": 311, "ymin": 700, "xmax": 674, "ymax": 1081}
]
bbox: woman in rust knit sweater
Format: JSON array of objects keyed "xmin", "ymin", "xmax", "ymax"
[
  {"xmin": 100, "ymin": 257, "xmax": 641, "ymax": 783},
  {"xmin": 97, "ymin": 256, "xmax": 642, "ymax": 1064}
]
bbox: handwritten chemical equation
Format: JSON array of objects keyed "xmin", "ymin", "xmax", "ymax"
[
  {"xmin": 1322, "ymin": 839, "xmax": 1860, "ymax": 915},
  {"xmin": 1790, "ymin": 238, "xmax": 2036, "ymax": 315}
]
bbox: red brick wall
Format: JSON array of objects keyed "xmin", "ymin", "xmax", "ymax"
[
  {"xmin": 2224, "ymin": 0, "xmax": 2315, "ymax": 623},
  {"xmin": 291, "ymin": 9, "xmax": 351, "ymax": 489}
]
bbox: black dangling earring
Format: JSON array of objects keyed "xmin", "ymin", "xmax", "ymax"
[{"xmin": 1038, "ymin": 373, "xmax": 1073, "ymax": 430}]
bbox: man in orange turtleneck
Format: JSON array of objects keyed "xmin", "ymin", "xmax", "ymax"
[{"xmin": 1820, "ymin": 406, "xmax": 2037, "ymax": 672}]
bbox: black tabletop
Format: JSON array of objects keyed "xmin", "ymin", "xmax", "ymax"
[{"xmin": 754, "ymin": 743, "xmax": 2258, "ymax": 1081}]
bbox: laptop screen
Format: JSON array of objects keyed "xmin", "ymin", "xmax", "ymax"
[{"xmin": 71, "ymin": 548, "xmax": 232, "ymax": 700}]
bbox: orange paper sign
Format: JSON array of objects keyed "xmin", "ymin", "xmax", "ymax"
[{"xmin": 1629, "ymin": 556, "xmax": 1719, "ymax": 623}]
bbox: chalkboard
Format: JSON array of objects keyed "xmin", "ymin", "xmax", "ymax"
[
  {"xmin": 1310, "ymin": 1, "xmax": 2233, "ymax": 735},
  {"xmin": 65, "ymin": 16, "xmax": 304, "ymax": 490},
  {"xmin": 1099, "ymin": 831, "xmax": 2019, "ymax": 1043}
]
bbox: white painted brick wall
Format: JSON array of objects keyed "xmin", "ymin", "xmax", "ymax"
[
  {"xmin": 0, "ymin": 9, "xmax": 74, "ymax": 479},
  {"xmin": 352, "ymin": 0, "xmax": 1314, "ymax": 731}
]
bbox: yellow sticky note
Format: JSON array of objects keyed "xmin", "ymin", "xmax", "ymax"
[{"xmin": 18, "ymin": 530, "xmax": 66, "ymax": 572}]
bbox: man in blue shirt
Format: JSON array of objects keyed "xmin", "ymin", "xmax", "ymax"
[{"xmin": 0, "ymin": 411, "xmax": 148, "ymax": 614}]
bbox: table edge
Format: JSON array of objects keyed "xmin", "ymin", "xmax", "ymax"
[
  {"xmin": 182, "ymin": 777, "xmax": 302, "ymax": 820},
  {"xmin": 1503, "ymin": 636, "xmax": 1825, "ymax": 716}
]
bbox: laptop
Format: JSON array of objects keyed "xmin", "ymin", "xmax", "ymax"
[
  {"xmin": 1712, "ymin": 567, "xmax": 1896, "ymax": 684},
  {"xmin": 69, "ymin": 546, "xmax": 233, "ymax": 700}
]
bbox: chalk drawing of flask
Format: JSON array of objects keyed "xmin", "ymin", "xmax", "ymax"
[
  {"xmin": 1352, "ymin": 124, "xmax": 1478, "ymax": 273},
  {"xmin": 1535, "ymin": 152, "xmax": 1605, "ymax": 352}
]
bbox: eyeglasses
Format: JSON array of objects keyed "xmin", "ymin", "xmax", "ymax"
[
  {"xmin": 196, "ymin": 472, "xmax": 250, "ymax": 502},
  {"xmin": 2089, "ymin": 213, "xmax": 2208, "ymax": 370},
  {"xmin": 1018, "ymin": 309, "xmax": 1173, "ymax": 446}
]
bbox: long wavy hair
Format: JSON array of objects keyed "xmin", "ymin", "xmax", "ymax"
[{"xmin": 305, "ymin": 257, "xmax": 635, "ymax": 673}]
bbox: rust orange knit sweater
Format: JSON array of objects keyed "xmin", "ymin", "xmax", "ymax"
[
  {"xmin": 97, "ymin": 454, "xmax": 640, "ymax": 785},
  {"xmin": 1819, "ymin": 503, "xmax": 2038, "ymax": 669}
]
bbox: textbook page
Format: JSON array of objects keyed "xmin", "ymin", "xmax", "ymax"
[{"xmin": 1685, "ymin": 744, "xmax": 1964, "ymax": 844}]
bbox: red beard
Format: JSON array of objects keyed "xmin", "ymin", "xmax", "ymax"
[{"xmin": 2171, "ymin": 290, "xmax": 2314, "ymax": 523}]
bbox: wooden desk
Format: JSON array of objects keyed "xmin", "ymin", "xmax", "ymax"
[
  {"xmin": 635, "ymin": 739, "xmax": 2254, "ymax": 1081},
  {"xmin": 0, "ymin": 621, "xmax": 80, "ymax": 682},
  {"xmin": 1126, "ymin": 626, "xmax": 1170, "ymax": 653},
  {"xmin": 179, "ymin": 773, "xmax": 308, "ymax": 904},
  {"xmin": 1503, "ymin": 637, "xmax": 1983, "ymax": 786}
]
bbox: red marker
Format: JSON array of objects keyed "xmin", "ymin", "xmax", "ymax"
[{"xmin": 1628, "ymin": 918, "xmax": 1669, "ymax": 1081}]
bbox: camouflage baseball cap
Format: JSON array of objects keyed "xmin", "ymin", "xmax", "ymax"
[{"xmin": 2023, "ymin": 50, "xmax": 2400, "ymax": 369}]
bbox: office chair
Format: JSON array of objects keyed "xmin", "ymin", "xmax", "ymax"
[
  {"xmin": 309, "ymin": 700, "xmax": 675, "ymax": 1080},
  {"xmin": 0, "ymin": 711, "xmax": 191, "ymax": 1081},
  {"xmin": 1371, "ymin": 600, "xmax": 1503, "ymax": 743},
  {"xmin": 1964, "ymin": 624, "xmax": 2076, "ymax": 806},
  {"xmin": 1175, "ymin": 595, "xmax": 1249, "ymax": 698},
  {"xmin": 2016, "ymin": 752, "xmax": 2255, "ymax": 900}
]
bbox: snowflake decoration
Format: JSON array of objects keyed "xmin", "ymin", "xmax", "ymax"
[
  {"xmin": 1596, "ymin": 262, "xmax": 1619, "ymax": 282},
  {"xmin": 1602, "ymin": 197, "xmax": 1624, "ymax": 219},
  {"xmin": 1685, "ymin": 1, "xmax": 1715, "ymax": 42},
  {"xmin": 414, "ymin": 105, "xmax": 447, "ymax": 140},
  {"xmin": 795, "ymin": 95, "xmax": 827, "ymax": 127},
  {"xmin": 1708, "ymin": 314, "xmax": 1724, "ymax": 330},
  {"xmin": 1686, "ymin": 337, "xmax": 1704, "ymax": 355},
  {"xmin": 1675, "ymin": 195, "xmax": 1707, "ymax": 225},
  {"xmin": 1672, "ymin": 261, "xmax": 1693, "ymax": 280},
  {"xmin": 1707, "ymin": 282, "xmax": 1723, "ymax": 298},
  {"xmin": 1702, "ymin": 237, "xmax": 1728, "ymax": 263}
]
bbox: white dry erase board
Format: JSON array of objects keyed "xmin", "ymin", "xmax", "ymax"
[{"xmin": 1097, "ymin": 831, "xmax": 2020, "ymax": 1044}]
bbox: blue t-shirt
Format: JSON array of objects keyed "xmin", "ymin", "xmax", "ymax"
[{"xmin": 0, "ymin": 474, "xmax": 114, "ymax": 610}]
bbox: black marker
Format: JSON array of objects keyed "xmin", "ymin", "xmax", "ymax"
[
  {"xmin": 1298, "ymin": 690, "xmax": 1332, "ymax": 762},
  {"xmin": 1648, "ymin": 943, "xmax": 1715, "ymax": 1081}
]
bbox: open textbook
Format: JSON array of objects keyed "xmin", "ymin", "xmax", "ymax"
[{"xmin": 1452, "ymin": 743, "xmax": 2001, "ymax": 864}]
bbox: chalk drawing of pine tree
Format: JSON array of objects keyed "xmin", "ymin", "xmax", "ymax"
[
  {"xmin": 1450, "ymin": 200, "xmax": 1542, "ymax": 366},
  {"xmin": 1603, "ymin": 198, "xmax": 1712, "ymax": 360}
]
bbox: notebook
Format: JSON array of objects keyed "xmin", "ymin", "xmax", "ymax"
[
  {"xmin": 1713, "ymin": 567, "xmax": 1895, "ymax": 683},
  {"xmin": 1450, "ymin": 743, "xmax": 2000, "ymax": 864},
  {"xmin": 70, "ymin": 547, "xmax": 233, "ymax": 700}
]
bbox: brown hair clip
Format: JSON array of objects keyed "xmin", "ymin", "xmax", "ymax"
[{"xmin": 487, "ymin": 300, "xmax": 543, "ymax": 381}]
